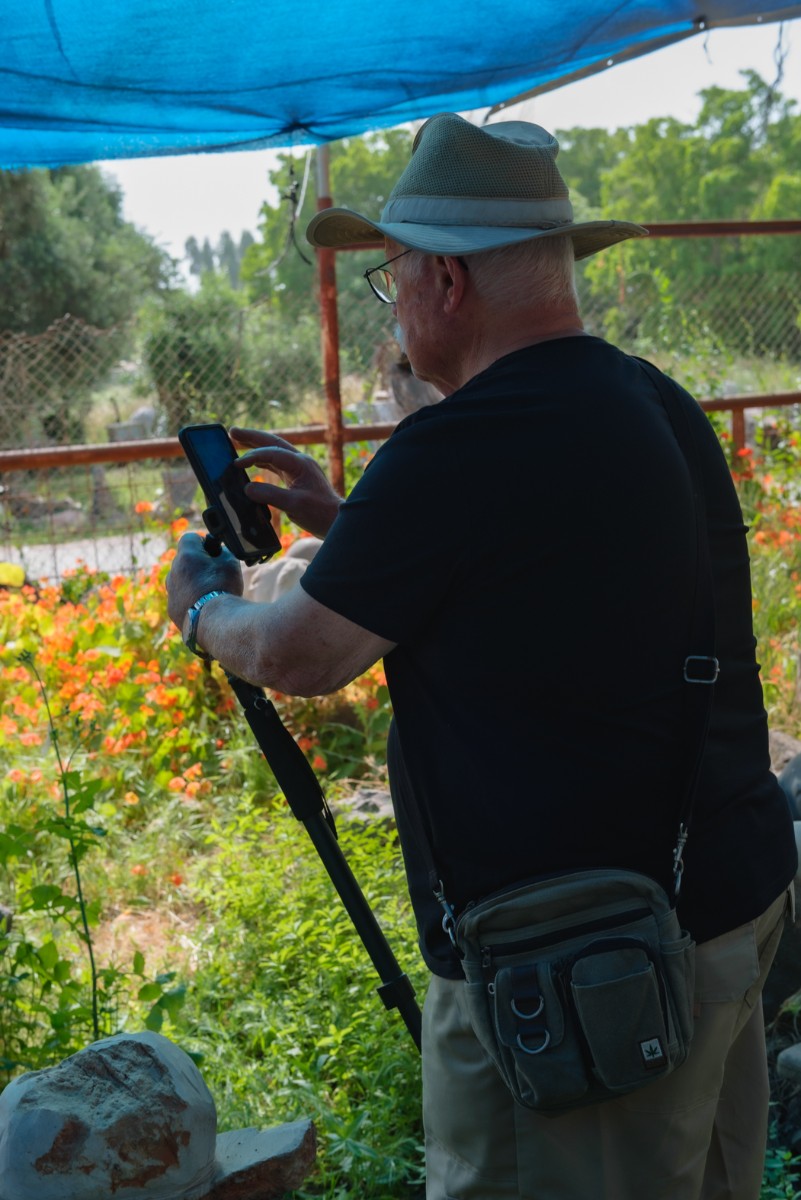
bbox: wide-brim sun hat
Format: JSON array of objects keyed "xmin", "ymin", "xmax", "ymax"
[{"xmin": 306, "ymin": 112, "xmax": 647, "ymax": 260}]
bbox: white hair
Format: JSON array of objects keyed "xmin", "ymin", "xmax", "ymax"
[
  {"xmin": 464, "ymin": 235, "xmax": 578, "ymax": 311},
  {"xmin": 392, "ymin": 234, "xmax": 579, "ymax": 313}
]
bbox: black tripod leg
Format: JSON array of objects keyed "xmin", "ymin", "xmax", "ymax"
[{"xmin": 226, "ymin": 673, "xmax": 422, "ymax": 1052}]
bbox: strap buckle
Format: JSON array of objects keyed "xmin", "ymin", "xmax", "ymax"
[{"xmin": 683, "ymin": 655, "xmax": 719, "ymax": 684}]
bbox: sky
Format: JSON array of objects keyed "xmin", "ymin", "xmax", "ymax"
[{"xmin": 103, "ymin": 19, "xmax": 801, "ymax": 268}]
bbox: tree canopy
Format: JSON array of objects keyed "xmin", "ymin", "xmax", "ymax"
[
  {"xmin": 575, "ymin": 72, "xmax": 801, "ymax": 357},
  {"xmin": 0, "ymin": 166, "xmax": 168, "ymax": 334}
]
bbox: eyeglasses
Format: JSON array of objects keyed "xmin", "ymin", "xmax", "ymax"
[{"xmin": 364, "ymin": 249, "xmax": 413, "ymax": 304}]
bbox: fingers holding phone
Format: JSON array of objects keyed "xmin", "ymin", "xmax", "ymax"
[{"xmin": 231, "ymin": 431, "xmax": 342, "ymax": 540}]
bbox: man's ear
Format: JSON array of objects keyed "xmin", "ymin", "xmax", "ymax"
[{"xmin": 439, "ymin": 255, "xmax": 468, "ymax": 313}]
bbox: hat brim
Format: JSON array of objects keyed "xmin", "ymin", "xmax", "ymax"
[{"xmin": 306, "ymin": 208, "xmax": 648, "ymax": 261}]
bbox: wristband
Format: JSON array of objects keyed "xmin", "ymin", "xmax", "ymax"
[{"xmin": 182, "ymin": 590, "xmax": 227, "ymax": 660}]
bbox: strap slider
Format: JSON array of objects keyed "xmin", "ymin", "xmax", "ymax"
[{"xmin": 683, "ymin": 655, "xmax": 719, "ymax": 684}]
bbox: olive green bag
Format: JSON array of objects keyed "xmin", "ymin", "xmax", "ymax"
[{"xmin": 451, "ymin": 868, "xmax": 696, "ymax": 1113}]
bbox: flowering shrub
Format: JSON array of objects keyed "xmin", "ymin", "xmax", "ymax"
[
  {"xmin": 726, "ymin": 429, "xmax": 801, "ymax": 728},
  {"xmin": 0, "ymin": 520, "xmax": 391, "ymax": 1085}
]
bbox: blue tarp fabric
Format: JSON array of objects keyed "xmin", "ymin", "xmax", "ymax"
[{"xmin": 2, "ymin": 0, "xmax": 800, "ymax": 167}]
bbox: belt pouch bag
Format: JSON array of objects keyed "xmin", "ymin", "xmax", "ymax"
[{"xmin": 454, "ymin": 868, "xmax": 695, "ymax": 1114}]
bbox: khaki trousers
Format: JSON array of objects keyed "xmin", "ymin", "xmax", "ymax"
[{"xmin": 422, "ymin": 890, "xmax": 789, "ymax": 1200}]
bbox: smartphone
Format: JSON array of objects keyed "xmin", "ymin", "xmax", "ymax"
[{"xmin": 178, "ymin": 423, "xmax": 281, "ymax": 565}]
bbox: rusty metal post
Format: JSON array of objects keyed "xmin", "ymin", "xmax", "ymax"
[
  {"xmin": 731, "ymin": 409, "xmax": 746, "ymax": 457},
  {"xmin": 315, "ymin": 145, "xmax": 345, "ymax": 496}
]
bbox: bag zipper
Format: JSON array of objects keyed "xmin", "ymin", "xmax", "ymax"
[{"xmin": 480, "ymin": 905, "xmax": 653, "ymax": 964}]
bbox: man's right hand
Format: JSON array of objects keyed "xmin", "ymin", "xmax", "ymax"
[{"xmin": 230, "ymin": 427, "xmax": 343, "ymax": 540}]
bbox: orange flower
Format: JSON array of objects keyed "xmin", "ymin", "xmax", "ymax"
[
  {"xmin": 167, "ymin": 776, "xmax": 187, "ymax": 792},
  {"xmin": 168, "ymin": 872, "xmax": 184, "ymax": 886},
  {"xmin": 135, "ymin": 500, "xmax": 154, "ymax": 514},
  {"xmin": 312, "ymin": 754, "xmax": 328, "ymax": 772},
  {"xmin": 130, "ymin": 863, "xmax": 148, "ymax": 876},
  {"xmin": 123, "ymin": 791, "xmax": 140, "ymax": 805}
]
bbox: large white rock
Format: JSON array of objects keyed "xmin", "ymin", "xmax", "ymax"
[{"xmin": 0, "ymin": 1031, "xmax": 217, "ymax": 1200}]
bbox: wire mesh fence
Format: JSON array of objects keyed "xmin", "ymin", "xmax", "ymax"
[{"xmin": 1, "ymin": 233, "xmax": 800, "ymax": 581}]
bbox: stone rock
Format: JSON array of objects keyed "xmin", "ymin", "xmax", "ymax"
[
  {"xmin": 334, "ymin": 787, "xmax": 395, "ymax": 823},
  {"xmin": 763, "ymin": 900, "xmax": 801, "ymax": 1025},
  {"xmin": 207, "ymin": 1122, "xmax": 317, "ymax": 1199},
  {"xmin": 0, "ymin": 1031, "xmax": 217, "ymax": 1200},
  {"xmin": 0, "ymin": 1031, "xmax": 316, "ymax": 1200},
  {"xmin": 779, "ymin": 754, "xmax": 801, "ymax": 819},
  {"xmin": 770, "ymin": 729, "xmax": 801, "ymax": 775},
  {"xmin": 777, "ymin": 1043, "xmax": 801, "ymax": 1085}
]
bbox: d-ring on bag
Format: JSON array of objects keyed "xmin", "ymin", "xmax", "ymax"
[{"xmin": 426, "ymin": 361, "xmax": 717, "ymax": 1113}]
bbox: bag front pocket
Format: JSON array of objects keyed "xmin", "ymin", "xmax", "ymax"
[
  {"xmin": 569, "ymin": 940, "xmax": 672, "ymax": 1091},
  {"xmin": 490, "ymin": 960, "xmax": 589, "ymax": 1110}
]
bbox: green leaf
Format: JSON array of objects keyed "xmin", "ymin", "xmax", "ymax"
[
  {"xmin": 133, "ymin": 950, "xmax": 145, "ymax": 976},
  {"xmin": 158, "ymin": 985, "xmax": 187, "ymax": 1019},
  {"xmin": 28, "ymin": 885, "xmax": 63, "ymax": 908},
  {"xmin": 38, "ymin": 941, "xmax": 59, "ymax": 970},
  {"xmin": 144, "ymin": 1006, "xmax": 164, "ymax": 1032},
  {"xmin": 137, "ymin": 982, "xmax": 163, "ymax": 1002}
]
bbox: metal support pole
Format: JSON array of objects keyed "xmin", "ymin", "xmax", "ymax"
[{"xmin": 315, "ymin": 145, "xmax": 345, "ymax": 497}]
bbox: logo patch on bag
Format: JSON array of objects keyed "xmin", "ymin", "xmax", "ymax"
[{"xmin": 639, "ymin": 1036, "xmax": 666, "ymax": 1068}]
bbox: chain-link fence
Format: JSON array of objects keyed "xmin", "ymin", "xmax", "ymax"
[{"xmin": 1, "ymin": 232, "xmax": 800, "ymax": 581}]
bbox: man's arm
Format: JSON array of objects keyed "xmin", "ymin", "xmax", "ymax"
[{"xmin": 166, "ymin": 533, "xmax": 395, "ymax": 694}]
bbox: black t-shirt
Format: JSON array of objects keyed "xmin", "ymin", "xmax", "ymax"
[{"xmin": 301, "ymin": 337, "xmax": 796, "ymax": 978}]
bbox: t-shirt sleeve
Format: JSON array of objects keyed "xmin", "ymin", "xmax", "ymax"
[{"xmin": 300, "ymin": 413, "xmax": 465, "ymax": 644}]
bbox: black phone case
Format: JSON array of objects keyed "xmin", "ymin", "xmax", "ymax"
[{"xmin": 178, "ymin": 423, "xmax": 281, "ymax": 565}]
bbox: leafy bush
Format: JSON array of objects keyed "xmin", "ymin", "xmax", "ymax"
[{"xmin": 0, "ymin": 519, "xmax": 419, "ymax": 1194}]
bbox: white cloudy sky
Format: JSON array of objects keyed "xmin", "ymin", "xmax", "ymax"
[{"xmin": 103, "ymin": 19, "xmax": 801, "ymax": 266}]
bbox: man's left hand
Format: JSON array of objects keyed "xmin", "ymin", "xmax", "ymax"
[{"xmin": 166, "ymin": 533, "xmax": 244, "ymax": 630}]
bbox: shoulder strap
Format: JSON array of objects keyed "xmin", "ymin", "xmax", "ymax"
[{"xmin": 635, "ymin": 357, "xmax": 718, "ymax": 900}]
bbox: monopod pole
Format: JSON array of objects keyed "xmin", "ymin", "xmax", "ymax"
[{"xmin": 226, "ymin": 673, "xmax": 423, "ymax": 1052}]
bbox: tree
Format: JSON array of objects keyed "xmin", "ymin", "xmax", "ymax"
[
  {"xmin": 141, "ymin": 273, "xmax": 321, "ymax": 434},
  {"xmin": 184, "ymin": 230, "xmax": 255, "ymax": 289},
  {"xmin": 0, "ymin": 166, "xmax": 167, "ymax": 333},
  {"xmin": 572, "ymin": 73, "xmax": 801, "ymax": 360},
  {"xmin": 0, "ymin": 165, "xmax": 169, "ymax": 445}
]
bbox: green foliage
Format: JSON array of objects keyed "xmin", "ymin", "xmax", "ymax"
[
  {"xmin": 0, "ymin": 649, "xmax": 185, "ymax": 1085},
  {"xmin": 141, "ymin": 273, "xmax": 323, "ymax": 432},
  {"xmin": 0, "ymin": 166, "xmax": 167, "ymax": 334},
  {"xmin": 185, "ymin": 802, "xmax": 425, "ymax": 1195},
  {"xmin": 0, "ymin": 165, "xmax": 169, "ymax": 445},
  {"xmin": 0, "ymin": 548, "xmax": 421, "ymax": 1193},
  {"xmin": 761, "ymin": 1124, "xmax": 801, "ymax": 1199},
  {"xmin": 577, "ymin": 72, "xmax": 801, "ymax": 361}
]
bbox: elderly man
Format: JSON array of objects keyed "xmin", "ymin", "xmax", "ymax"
[{"xmin": 167, "ymin": 113, "xmax": 796, "ymax": 1200}]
